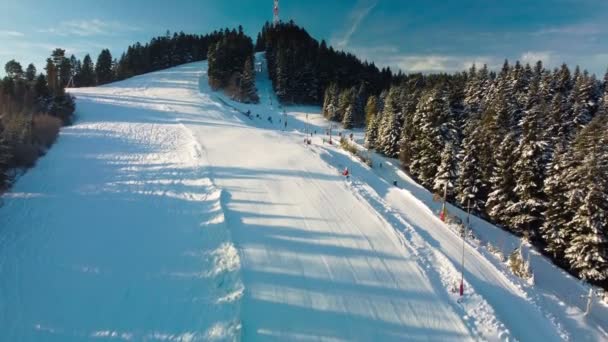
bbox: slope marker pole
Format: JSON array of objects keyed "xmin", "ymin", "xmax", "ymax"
[
  {"xmin": 460, "ymin": 198, "xmax": 470, "ymax": 297},
  {"xmin": 440, "ymin": 181, "xmax": 448, "ymax": 222}
]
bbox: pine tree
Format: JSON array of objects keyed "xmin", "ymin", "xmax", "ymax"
[
  {"xmin": 353, "ymin": 82, "xmax": 367, "ymax": 125},
  {"xmin": 51, "ymin": 48, "xmax": 72, "ymax": 88},
  {"xmin": 365, "ymin": 95, "xmax": 379, "ymax": 126},
  {"xmin": 599, "ymin": 69, "xmax": 608, "ymax": 115},
  {"xmin": 377, "ymin": 88, "xmax": 402, "ymax": 157},
  {"xmin": 45, "ymin": 58, "xmax": 59, "ymax": 96},
  {"xmin": 463, "ymin": 64, "xmax": 488, "ymax": 119},
  {"xmin": 80, "ymin": 54, "xmax": 96, "ymax": 87},
  {"xmin": 564, "ymin": 115, "xmax": 608, "ymax": 280},
  {"xmin": 409, "ymin": 86, "xmax": 447, "ymax": 187},
  {"xmin": 34, "ymin": 74, "xmax": 49, "ymax": 99},
  {"xmin": 510, "ymin": 61, "xmax": 529, "ymax": 125},
  {"xmin": 541, "ymin": 144, "xmax": 573, "ymax": 260},
  {"xmin": 486, "ymin": 133, "xmax": 518, "ymax": 227},
  {"xmin": 545, "ymin": 93, "xmax": 568, "ymax": 163},
  {"xmin": 95, "ymin": 49, "xmax": 114, "ymax": 85},
  {"xmin": 509, "ymin": 80, "xmax": 547, "ymax": 237},
  {"xmin": 336, "ymin": 88, "xmax": 354, "ymax": 123},
  {"xmin": 433, "ymin": 142, "xmax": 457, "ymax": 199},
  {"xmin": 4, "ymin": 60, "xmax": 24, "ymax": 79},
  {"xmin": 240, "ymin": 57, "xmax": 259, "ymax": 103},
  {"xmin": 342, "ymin": 103, "xmax": 354, "ymax": 129},
  {"xmin": 539, "ymin": 68, "xmax": 555, "ymax": 103},
  {"xmin": 206, "ymin": 42, "xmax": 218, "ymax": 85},
  {"xmin": 479, "ymin": 75, "xmax": 516, "ymax": 195},
  {"xmin": 68, "ymin": 55, "xmax": 80, "ymax": 85},
  {"xmin": 322, "ymin": 83, "xmax": 339, "ymax": 119},
  {"xmin": 456, "ymin": 115, "xmax": 485, "ymax": 212},
  {"xmin": 274, "ymin": 47, "xmax": 289, "ymax": 100},
  {"xmin": 25, "ymin": 63, "xmax": 37, "ymax": 82},
  {"xmin": 485, "ymin": 60, "xmax": 511, "ymax": 115},
  {"xmin": 301, "ymin": 62, "xmax": 319, "ymax": 103},
  {"xmin": 51, "ymin": 48, "xmax": 65, "ymax": 66},
  {"xmin": 569, "ymin": 71, "xmax": 599, "ymax": 133},
  {"xmin": 365, "ymin": 112, "xmax": 380, "ymax": 149},
  {"xmin": 554, "ymin": 63, "xmax": 572, "ymax": 96},
  {"xmin": 378, "ymin": 89, "xmax": 388, "ymax": 111}
]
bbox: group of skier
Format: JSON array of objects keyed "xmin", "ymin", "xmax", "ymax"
[
  {"xmin": 246, "ymin": 109, "xmax": 289, "ymax": 130},
  {"xmin": 246, "ymin": 108, "xmax": 401, "ymax": 184}
]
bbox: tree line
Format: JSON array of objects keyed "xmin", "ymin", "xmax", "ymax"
[
  {"xmin": 256, "ymin": 21, "xmax": 607, "ymax": 286},
  {"xmin": 257, "ymin": 21, "xmax": 394, "ymax": 105},
  {"xmin": 108, "ymin": 22, "xmax": 607, "ymax": 286},
  {"xmin": 207, "ymin": 27, "xmax": 258, "ymax": 103},
  {"xmin": 1, "ymin": 49, "xmax": 76, "ymax": 190},
  {"xmin": 63, "ymin": 30, "xmax": 223, "ymax": 88},
  {"xmin": 1, "ymin": 27, "xmax": 256, "ymax": 193},
  {"xmin": 330, "ymin": 60, "xmax": 607, "ymax": 286}
]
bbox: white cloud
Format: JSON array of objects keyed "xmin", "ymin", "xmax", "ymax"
[
  {"xmin": 331, "ymin": 0, "xmax": 378, "ymax": 50},
  {"xmin": 534, "ymin": 23, "xmax": 604, "ymax": 36},
  {"xmin": 347, "ymin": 45, "xmax": 398, "ymax": 62},
  {"xmin": 391, "ymin": 55, "xmax": 452, "ymax": 72},
  {"xmin": 347, "ymin": 42, "xmax": 506, "ymax": 73},
  {"xmin": 352, "ymin": 51, "xmax": 498, "ymax": 73},
  {"xmin": 0, "ymin": 30, "xmax": 24, "ymax": 37},
  {"xmin": 38, "ymin": 19, "xmax": 140, "ymax": 37},
  {"xmin": 520, "ymin": 51, "xmax": 554, "ymax": 65}
]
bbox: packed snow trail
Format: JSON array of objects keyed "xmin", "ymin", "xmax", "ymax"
[
  {"xmin": 246, "ymin": 56, "xmax": 605, "ymax": 340},
  {"xmin": 204, "ymin": 54, "xmax": 573, "ymax": 341},
  {"xmin": 191, "ymin": 63, "xmax": 477, "ymax": 339},
  {"xmin": 0, "ymin": 55, "xmax": 575, "ymax": 341},
  {"xmin": 0, "ymin": 65, "xmax": 243, "ymax": 341},
  {"xmin": 0, "ymin": 61, "xmax": 478, "ymax": 340}
]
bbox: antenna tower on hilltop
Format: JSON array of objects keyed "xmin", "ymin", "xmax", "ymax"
[{"xmin": 273, "ymin": 0, "xmax": 280, "ymax": 25}]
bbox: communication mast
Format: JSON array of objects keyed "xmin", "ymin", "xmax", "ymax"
[{"xmin": 273, "ymin": 0, "xmax": 280, "ymax": 25}]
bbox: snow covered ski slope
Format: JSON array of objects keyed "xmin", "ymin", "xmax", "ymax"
[{"xmin": 0, "ymin": 53, "xmax": 601, "ymax": 341}]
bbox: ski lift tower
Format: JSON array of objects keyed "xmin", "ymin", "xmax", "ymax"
[{"xmin": 273, "ymin": 0, "xmax": 280, "ymax": 25}]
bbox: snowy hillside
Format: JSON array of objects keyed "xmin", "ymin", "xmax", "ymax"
[{"xmin": 0, "ymin": 54, "xmax": 605, "ymax": 341}]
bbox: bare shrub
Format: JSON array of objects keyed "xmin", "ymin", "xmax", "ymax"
[
  {"xmin": 12, "ymin": 143, "xmax": 38, "ymax": 167},
  {"xmin": 340, "ymin": 137, "xmax": 373, "ymax": 167},
  {"xmin": 2, "ymin": 113, "xmax": 31, "ymax": 144},
  {"xmin": 508, "ymin": 247, "xmax": 533, "ymax": 283},
  {"xmin": 32, "ymin": 114, "xmax": 61, "ymax": 148}
]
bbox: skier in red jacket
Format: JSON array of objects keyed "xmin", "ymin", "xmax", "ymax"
[{"xmin": 342, "ymin": 167, "xmax": 349, "ymax": 178}]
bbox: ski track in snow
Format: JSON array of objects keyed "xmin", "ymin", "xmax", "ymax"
[
  {"xmin": 0, "ymin": 66, "xmax": 243, "ymax": 341},
  {"xmin": 0, "ymin": 53, "xmax": 603, "ymax": 341}
]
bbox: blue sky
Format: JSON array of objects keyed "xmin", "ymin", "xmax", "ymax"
[{"xmin": 1, "ymin": 0, "xmax": 607, "ymax": 76}]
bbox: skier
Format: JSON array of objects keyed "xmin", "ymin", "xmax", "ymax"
[
  {"xmin": 350, "ymin": 133, "xmax": 354, "ymax": 141},
  {"xmin": 342, "ymin": 167, "xmax": 350, "ymax": 179},
  {"xmin": 284, "ymin": 120, "xmax": 288, "ymax": 129}
]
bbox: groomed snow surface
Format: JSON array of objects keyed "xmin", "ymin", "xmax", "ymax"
[{"xmin": 0, "ymin": 53, "xmax": 605, "ymax": 341}]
